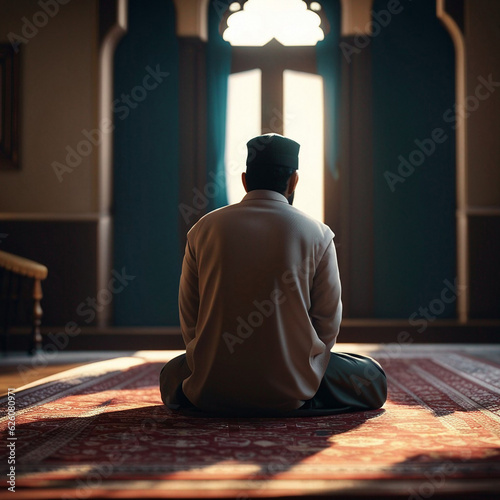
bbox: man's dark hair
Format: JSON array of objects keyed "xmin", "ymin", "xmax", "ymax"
[{"xmin": 245, "ymin": 166, "xmax": 295, "ymax": 194}]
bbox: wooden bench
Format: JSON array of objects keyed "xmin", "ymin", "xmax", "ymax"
[{"xmin": 0, "ymin": 250, "xmax": 48, "ymax": 354}]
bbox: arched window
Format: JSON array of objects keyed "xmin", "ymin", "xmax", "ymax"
[{"xmin": 221, "ymin": 0, "xmax": 330, "ymax": 221}]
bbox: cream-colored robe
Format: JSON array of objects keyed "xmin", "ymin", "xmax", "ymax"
[{"xmin": 179, "ymin": 190, "xmax": 342, "ymax": 412}]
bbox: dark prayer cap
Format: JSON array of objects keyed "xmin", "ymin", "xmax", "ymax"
[{"xmin": 246, "ymin": 134, "xmax": 300, "ymax": 170}]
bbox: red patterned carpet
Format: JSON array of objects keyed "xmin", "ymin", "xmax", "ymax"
[{"xmin": 1, "ymin": 347, "xmax": 500, "ymax": 499}]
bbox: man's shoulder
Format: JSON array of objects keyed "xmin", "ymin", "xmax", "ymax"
[
  {"xmin": 188, "ymin": 199, "xmax": 334, "ymax": 242},
  {"xmin": 196, "ymin": 203, "xmax": 238, "ymax": 222},
  {"xmin": 186, "ymin": 203, "xmax": 237, "ymax": 235},
  {"xmin": 287, "ymin": 205, "xmax": 335, "ymax": 240}
]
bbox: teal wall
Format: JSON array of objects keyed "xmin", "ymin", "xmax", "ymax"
[
  {"xmin": 113, "ymin": 0, "xmax": 181, "ymax": 325},
  {"xmin": 206, "ymin": 0, "xmax": 231, "ymax": 211},
  {"xmin": 317, "ymin": 0, "xmax": 341, "ymax": 178},
  {"xmin": 372, "ymin": 0, "xmax": 456, "ymax": 318},
  {"xmin": 111, "ymin": 0, "xmax": 457, "ymax": 325}
]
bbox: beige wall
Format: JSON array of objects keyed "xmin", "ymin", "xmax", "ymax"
[
  {"xmin": 466, "ymin": 0, "xmax": 500, "ymax": 207},
  {"xmin": 173, "ymin": 0, "xmax": 208, "ymax": 40},
  {"xmin": 0, "ymin": 0, "xmax": 98, "ymax": 213}
]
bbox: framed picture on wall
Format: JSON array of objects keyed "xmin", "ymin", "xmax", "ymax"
[{"xmin": 0, "ymin": 43, "xmax": 20, "ymax": 170}]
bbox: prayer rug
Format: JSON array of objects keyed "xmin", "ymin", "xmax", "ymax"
[{"xmin": 1, "ymin": 347, "xmax": 500, "ymax": 499}]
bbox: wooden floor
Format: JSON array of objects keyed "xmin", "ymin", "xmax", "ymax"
[
  {"xmin": 0, "ymin": 351, "xmax": 133, "ymax": 397},
  {"xmin": 0, "ymin": 363, "xmax": 83, "ymax": 396}
]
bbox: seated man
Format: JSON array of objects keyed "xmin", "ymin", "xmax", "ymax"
[{"xmin": 160, "ymin": 134, "xmax": 387, "ymax": 416}]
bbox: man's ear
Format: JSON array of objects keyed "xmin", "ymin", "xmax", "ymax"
[
  {"xmin": 242, "ymin": 172, "xmax": 249, "ymax": 193},
  {"xmin": 286, "ymin": 171, "xmax": 299, "ymax": 196}
]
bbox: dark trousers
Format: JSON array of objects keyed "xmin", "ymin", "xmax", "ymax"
[{"xmin": 159, "ymin": 352, "xmax": 387, "ymax": 417}]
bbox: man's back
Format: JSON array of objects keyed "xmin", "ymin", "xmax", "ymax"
[
  {"xmin": 180, "ymin": 189, "xmax": 342, "ymax": 412},
  {"xmin": 160, "ymin": 134, "xmax": 385, "ymax": 416}
]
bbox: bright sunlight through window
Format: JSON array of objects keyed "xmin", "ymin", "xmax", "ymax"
[
  {"xmin": 225, "ymin": 69, "xmax": 261, "ymax": 204},
  {"xmin": 284, "ymin": 70, "xmax": 324, "ymax": 221},
  {"xmin": 225, "ymin": 70, "xmax": 324, "ymax": 221},
  {"xmin": 224, "ymin": 0, "xmax": 324, "ymax": 46}
]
